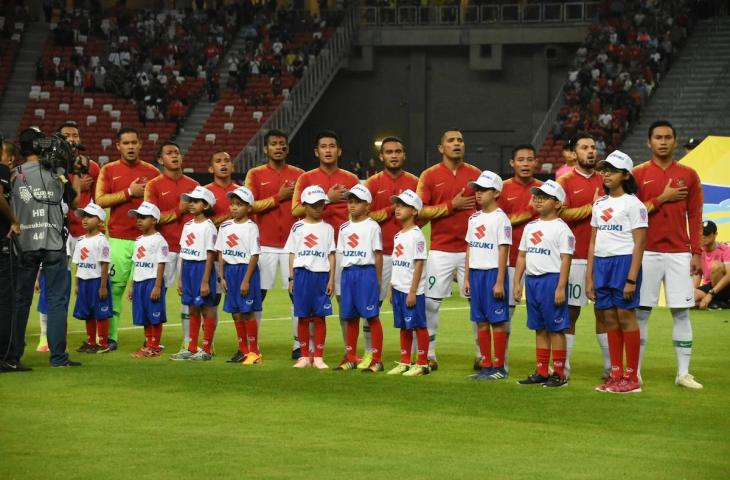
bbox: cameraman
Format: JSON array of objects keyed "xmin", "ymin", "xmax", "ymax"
[{"xmin": 7, "ymin": 128, "xmax": 82, "ymax": 369}]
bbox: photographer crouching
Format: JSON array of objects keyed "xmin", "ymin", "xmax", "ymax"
[{"xmin": 3, "ymin": 128, "xmax": 84, "ymax": 370}]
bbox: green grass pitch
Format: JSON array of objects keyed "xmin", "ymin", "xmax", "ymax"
[{"xmin": 1, "ymin": 285, "xmax": 729, "ymax": 479}]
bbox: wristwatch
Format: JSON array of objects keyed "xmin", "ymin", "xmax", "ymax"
[
  {"xmin": 708, "ymin": 289, "xmax": 716, "ymax": 296},
  {"xmin": 626, "ymin": 279, "xmax": 636, "ymax": 285}
]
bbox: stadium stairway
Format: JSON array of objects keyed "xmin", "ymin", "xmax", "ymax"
[
  {"xmin": 619, "ymin": 16, "xmax": 730, "ymax": 161},
  {"xmin": 175, "ymin": 30, "xmax": 250, "ymax": 154},
  {"xmin": 0, "ymin": 22, "xmax": 48, "ymax": 139}
]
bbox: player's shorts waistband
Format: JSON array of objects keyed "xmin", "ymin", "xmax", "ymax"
[
  {"xmin": 343, "ymin": 264, "xmax": 375, "ymax": 271},
  {"xmin": 526, "ymin": 272, "xmax": 560, "ymax": 279}
]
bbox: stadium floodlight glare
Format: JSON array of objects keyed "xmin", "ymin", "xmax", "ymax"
[{"xmin": 374, "ymin": 139, "xmax": 383, "ymax": 148}]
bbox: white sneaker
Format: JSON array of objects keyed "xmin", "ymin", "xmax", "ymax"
[
  {"xmin": 676, "ymin": 373, "xmax": 703, "ymax": 389},
  {"xmin": 190, "ymin": 350, "xmax": 212, "ymax": 361},
  {"xmin": 293, "ymin": 357, "xmax": 312, "ymax": 368},
  {"xmin": 312, "ymin": 357, "xmax": 329, "ymax": 369}
]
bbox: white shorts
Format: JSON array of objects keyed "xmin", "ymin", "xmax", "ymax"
[
  {"xmin": 640, "ymin": 251, "xmax": 694, "ymax": 308},
  {"xmin": 164, "ymin": 252, "xmax": 182, "ymax": 288},
  {"xmin": 507, "ymin": 266, "xmax": 526, "ymax": 307},
  {"xmin": 259, "ymin": 248, "xmax": 289, "ymax": 290},
  {"xmin": 424, "ymin": 250, "xmax": 466, "ymax": 299},
  {"xmin": 568, "ymin": 259, "xmax": 588, "ymax": 307},
  {"xmin": 334, "ymin": 251, "xmax": 344, "ymax": 296},
  {"xmin": 380, "ymin": 255, "xmax": 392, "ymax": 302}
]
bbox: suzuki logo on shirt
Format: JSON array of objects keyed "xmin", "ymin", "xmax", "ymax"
[
  {"xmin": 530, "ymin": 230, "xmax": 544, "ymax": 245},
  {"xmin": 600, "ymin": 208, "xmax": 614, "ymax": 222},
  {"xmin": 474, "ymin": 225, "xmax": 486, "ymax": 240},
  {"xmin": 347, "ymin": 233, "xmax": 359, "ymax": 248},
  {"xmin": 136, "ymin": 246, "xmax": 146, "ymax": 259},
  {"xmin": 79, "ymin": 247, "xmax": 90, "ymax": 261},
  {"xmin": 304, "ymin": 233, "xmax": 318, "ymax": 248},
  {"xmin": 185, "ymin": 233, "xmax": 196, "ymax": 246},
  {"xmin": 226, "ymin": 233, "xmax": 239, "ymax": 248},
  {"xmin": 394, "ymin": 244, "xmax": 404, "ymax": 257}
]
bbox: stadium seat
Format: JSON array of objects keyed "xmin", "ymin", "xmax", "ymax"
[
  {"xmin": 102, "ymin": 103, "xmax": 113, "ymax": 112},
  {"xmin": 148, "ymin": 133, "xmax": 159, "ymax": 144},
  {"xmin": 205, "ymin": 133, "xmax": 216, "ymax": 144},
  {"xmin": 34, "ymin": 108, "xmax": 45, "ymax": 119},
  {"xmin": 224, "ymin": 122, "xmax": 234, "ymax": 134},
  {"xmin": 110, "ymin": 110, "xmax": 121, "ymax": 121},
  {"xmin": 183, "ymin": 168, "xmax": 194, "ymax": 174},
  {"xmin": 253, "ymin": 111, "xmax": 263, "ymax": 123},
  {"xmin": 98, "ymin": 155, "xmax": 110, "ymax": 165},
  {"xmin": 83, "ymin": 98, "xmax": 94, "ymax": 108},
  {"xmin": 541, "ymin": 163, "xmax": 553, "ymax": 174},
  {"xmin": 101, "ymin": 138, "xmax": 112, "ymax": 150},
  {"xmin": 59, "ymin": 103, "xmax": 69, "ymax": 113},
  {"xmin": 224, "ymin": 105, "xmax": 234, "ymax": 117},
  {"xmin": 28, "ymin": 91, "xmax": 40, "ymax": 101},
  {"xmin": 40, "ymin": 91, "xmax": 50, "ymax": 100},
  {"xmin": 110, "ymin": 121, "xmax": 121, "ymax": 132},
  {"xmin": 54, "ymin": 80, "xmax": 64, "ymax": 88},
  {"xmin": 86, "ymin": 115, "xmax": 97, "ymax": 126},
  {"xmin": 30, "ymin": 85, "xmax": 41, "ymax": 93}
]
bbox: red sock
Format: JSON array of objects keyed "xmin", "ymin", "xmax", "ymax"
[
  {"xmin": 143, "ymin": 325, "xmax": 152, "ymax": 348},
  {"xmin": 202, "ymin": 316, "xmax": 216, "ymax": 354},
  {"xmin": 536, "ymin": 348, "xmax": 550, "ymax": 377},
  {"xmin": 149, "ymin": 324, "xmax": 163, "ymax": 349},
  {"xmin": 493, "ymin": 330, "xmax": 507, "ymax": 368},
  {"xmin": 234, "ymin": 319, "xmax": 249, "ymax": 354},
  {"xmin": 345, "ymin": 319, "xmax": 359, "ymax": 362},
  {"xmin": 298, "ymin": 318, "xmax": 311, "ymax": 358},
  {"xmin": 245, "ymin": 318, "xmax": 259, "ymax": 355},
  {"xmin": 97, "ymin": 319, "xmax": 109, "ymax": 347},
  {"xmin": 552, "ymin": 349, "xmax": 566, "ymax": 378},
  {"xmin": 623, "ymin": 329, "xmax": 640, "ymax": 382},
  {"xmin": 313, "ymin": 316, "xmax": 326, "ymax": 357},
  {"xmin": 477, "ymin": 327, "xmax": 492, "ymax": 368},
  {"xmin": 607, "ymin": 329, "xmax": 624, "ymax": 379},
  {"xmin": 399, "ymin": 329, "xmax": 413, "ymax": 364},
  {"xmin": 85, "ymin": 319, "xmax": 97, "ymax": 346},
  {"xmin": 415, "ymin": 327, "xmax": 429, "ymax": 366},
  {"xmin": 368, "ymin": 317, "xmax": 383, "ymax": 363},
  {"xmin": 188, "ymin": 314, "xmax": 201, "ymax": 352}
]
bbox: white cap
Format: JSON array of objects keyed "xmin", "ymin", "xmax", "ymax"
[
  {"xmin": 75, "ymin": 202, "xmax": 106, "ymax": 221},
  {"xmin": 531, "ymin": 179, "xmax": 566, "ymax": 203},
  {"xmin": 301, "ymin": 185, "xmax": 329, "ymax": 205},
  {"xmin": 601, "ymin": 150, "xmax": 634, "ymax": 172},
  {"xmin": 128, "ymin": 201, "xmax": 161, "ymax": 220},
  {"xmin": 227, "ymin": 186, "xmax": 255, "ymax": 205},
  {"xmin": 467, "ymin": 170, "xmax": 503, "ymax": 192},
  {"xmin": 182, "ymin": 186, "xmax": 216, "ymax": 207},
  {"xmin": 390, "ymin": 189, "xmax": 423, "ymax": 213},
  {"xmin": 346, "ymin": 184, "xmax": 372, "ymax": 203}
]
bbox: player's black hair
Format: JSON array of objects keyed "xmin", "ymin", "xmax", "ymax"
[
  {"xmin": 380, "ymin": 136, "xmax": 405, "ymax": 152},
  {"xmin": 264, "ymin": 129, "xmax": 288, "ymax": 144},
  {"xmin": 647, "ymin": 120, "xmax": 676, "ymax": 139},
  {"xmin": 315, "ymin": 130, "xmax": 339, "ymax": 147},
  {"xmin": 570, "ymin": 133, "xmax": 594, "ymax": 151},
  {"xmin": 56, "ymin": 121, "xmax": 80, "ymax": 134},
  {"xmin": 18, "ymin": 127, "xmax": 43, "ymax": 157},
  {"xmin": 117, "ymin": 127, "xmax": 140, "ymax": 140},
  {"xmin": 156, "ymin": 141, "xmax": 181, "ymax": 159},
  {"xmin": 511, "ymin": 144, "xmax": 535, "ymax": 159},
  {"xmin": 208, "ymin": 150, "xmax": 231, "ymax": 165},
  {"xmin": 440, "ymin": 129, "xmax": 463, "ymax": 143}
]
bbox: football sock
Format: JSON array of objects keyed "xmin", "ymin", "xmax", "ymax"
[
  {"xmin": 607, "ymin": 329, "xmax": 624, "ymax": 380},
  {"xmin": 636, "ymin": 308, "xmax": 650, "ymax": 376},
  {"xmin": 292, "ymin": 308, "xmax": 300, "ymax": 350},
  {"xmin": 85, "ymin": 319, "xmax": 97, "ymax": 346},
  {"xmin": 503, "ymin": 321, "xmax": 511, "ymax": 371},
  {"xmin": 552, "ymin": 349, "xmax": 566, "ymax": 378},
  {"xmin": 180, "ymin": 304, "xmax": 190, "ymax": 345},
  {"xmin": 202, "ymin": 316, "xmax": 216, "ymax": 354},
  {"xmin": 345, "ymin": 319, "xmax": 359, "ymax": 363},
  {"xmin": 313, "ymin": 316, "xmax": 326, "ymax": 357},
  {"xmin": 596, "ymin": 332, "xmax": 611, "ymax": 373},
  {"xmin": 39, "ymin": 313, "xmax": 48, "ymax": 338},
  {"xmin": 188, "ymin": 314, "xmax": 201, "ymax": 353},
  {"xmin": 150, "ymin": 324, "xmax": 162, "ymax": 349},
  {"xmin": 623, "ymin": 329, "xmax": 640, "ymax": 382},
  {"xmin": 363, "ymin": 322, "xmax": 373, "ymax": 354},
  {"xmin": 298, "ymin": 317, "xmax": 311, "ymax": 358},
  {"xmin": 245, "ymin": 318, "xmax": 259, "ymax": 355},
  {"xmin": 477, "ymin": 327, "xmax": 492, "ymax": 368},
  {"xmin": 97, "ymin": 319, "xmax": 109, "ymax": 347},
  {"xmin": 493, "ymin": 330, "xmax": 507, "ymax": 368},
  {"xmin": 472, "ymin": 322, "xmax": 481, "ymax": 358},
  {"xmin": 143, "ymin": 325, "xmax": 152, "ymax": 348},
  {"xmin": 565, "ymin": 333, "xmax": 575, "ymax": 376},
  {"xmin": 425, "ymin": 297, "xmax": 441, "ymax": 359},
  {"xmin": 368, "ymin": 317, "xmax": 383, "ymax": 363},
  {"xmin": 671, "ymin": 308, "xmax": 693, "ymax": 376},
  {"xmin": 399, "ymin": 329, "xmax": 413, "ymax": 364},
  {"xmin": 415, "ymin": 327, "xmax": 429, "ymax": 366},
  {"xmin": 234, "ymin": 319, "xmax": 249, "ymax": 354},
  {"xmin": 536, "ymin": 348, "xmax": 550, "ymax": 377}
]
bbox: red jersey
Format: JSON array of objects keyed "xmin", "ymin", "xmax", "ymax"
[
  {"xmin": 498, "ymin": 177, "xmax": 543, "ymax": 266},
  {"xmin": 417, "ymin": 161, "xmax": 481, "ymax": 253},
  {"xmin": 96, "ymin": 159, "xmax": 160, "ymax": 240},
  {"xmin": 365, "ymin": 169, "xmax": 419, "ymax": 255},
  {"xmin": 633, "ymin": 159, "xmax": 703, "ymax": 254},
  {"xmin": 68, "ymin": 159, "xmax": 101, "ymax": 238},
  {"xmin": 292, "ymin": 166, "xmax": 359, "ymax": 237},
  {"xmin": 205, "ymin": 181, "xmax": 239, "ymax": 227},
  {"xmin": 557, "ymin": 169, "xmax": 604, "ymax": 259},
  {"xmin": 245, "ymin": 162, "xmax": 304, "ymax": 248},
  {"xmin": 145, "ymin": 173, "xmax": 199, "ymax": 252}
]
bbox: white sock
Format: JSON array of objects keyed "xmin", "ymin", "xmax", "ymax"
[
  {"xmin": 254, "ymin": 310, "xmax": 262, "ymax": 329},
  {"xmin": 292, "ymin": 308, "xmax": 299, "ymax": 350},
  {"xmin": 425, "ymin": 297, "xmax": 441, "ymax": 360},
  {"xmin": 472, "ymin": 321, "xmax": 480, "ymax": 358},
  {"xmin": 596, "ymin": 333, "xmax": 610, "ymax": 372},
  {"xmin": 39, "ymin": 313, "xmax": 48, "ymax": 339},
  {"xmin": 180, "ymin": 305, "xmax": 190, "ymax": 345},
  {"xmin": 671, "ymin": 308, "xmax": 693, "ymax": 376},
  {"xmin": 565, "ymin": 333, "xmax": 575, "ymax": 376},
  {"xmin": 636, "ymin": 308, "xmax": 650, "ymax": 376},
  {"xmin": 363, "ymin": 321, "xmax": 372, "ymax": 354}
]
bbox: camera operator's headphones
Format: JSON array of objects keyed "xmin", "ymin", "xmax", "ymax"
[{"xmin": 18, "ymin": 127, "xmax": 44, "ymax": 157}]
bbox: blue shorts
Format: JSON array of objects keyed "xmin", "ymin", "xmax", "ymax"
[
  {"xmin": 132, "ymin": 278, "xmax": 167, "ymax": 326},
  {"xmin": 525, "ymin": 273, "xmax": 570, "ymax": 332},
  {"xmin": 292, "ymin": 268, "xmax": 333, "ymax": 318},
  {"xmin": 339, "ymin": 265, "xmax": 380, "ymax": 320},
  {"xmin": 223, "ymin": 263, "xmax": 262, "ymax": 314},
  {"xmin": 594, "ymin": 255, "xmax": 642, "ymax": 310},
  {"xmin": 181, "ymin": 259, "xmax": 218, "ymax": 307},
  {"xmin": 469, "ymin": 268, "xmax": 509, "ymax": 324},
  {"xmin": 391, "ymin": 288, "xmax": 427, "ymax": 330},
  {"xmin": 73, "ymin": 277, "xmax": 113, "ymax": 320}
]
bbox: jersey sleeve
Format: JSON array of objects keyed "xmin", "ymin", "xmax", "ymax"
[
  {"xmin": 365, "ymin": 176, "xmax": 391, "ymax": 223},
  {"xmin": 214, "ymin": 224, "xmax": 225, "ymax": 252},
  {"xmin": 557, "ymin": 175, "xmax": 593, "ymax": 222},
  {"xmin": 179, "ymin": 223, "xmax": 189, "ymax": 251},
  {"xmin": 249, "ymin": 223, "xmax": 261, "ymax": 256},
  {"xmin": 590, "ymin": 203, "xmax": 599, "ymax": 228},
  {"xmin": 687, "ymin": 169, "xmax": 704, "ymax": 255},
  {"xmin": 71, "ymin": 239, "xmax": 81, "ymax": 265},
  {"xmin": 559, "ymin": 224, "xmax": 576, "ymax": 255},
  {"xmin": 95, "ymin": 164, "xmax": 129, "ymax": 208},
  {"xmin": 246, "ymin": 169, "xmax": 279, "ymax": 214},
  {"xmin": 284, "ymin": 226, "xmax": 297, "ymax": 254},
  {"xmin": 336, "ymin": 226, "xmax": 345, "ymax": 255},
  {"xmin": 413, "ymin": 230, "xmax": 428, "ymax": 260},
  {"xmin": 205, "ymin": 222, "xmax": 217, "ymax": 252},
  {"xmin": 498, "ymin": 215, "xmax": 513, "ymax": 245},
  {"xmin": 519, "ymin": 225, "xmax": 529, "ymax": 252},
  {"xmin": 326, "ymin": 224, "xmax": 336, "ymax": 254},
  {"xmin": 99, "ymin": 236, "xmax": 111, "ymax": 263},
  {"xmin": 372, "ymin": 222, "xmax": 383, "ymax": 252},
  {"xmin": 628, "ymin": 197, "xmax": 649, "ymax": 229},
  {"xmin": 416, "ymin": 171, "xmax": 453, "ymax": 220},
  {"xmin": 291, "ymin": 175, "xmax": 307, "ymax": 218},
  {"xmin": 157, "ymin": 238, "xmax": 170, "ymax": 264}
]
